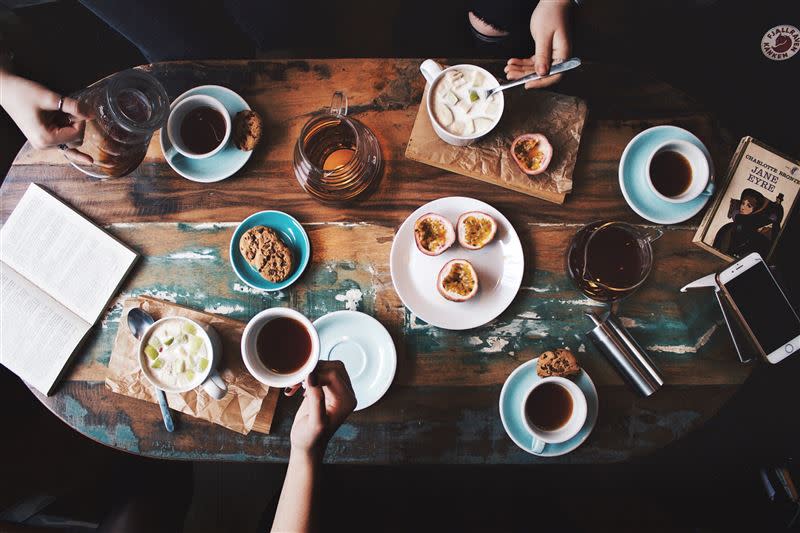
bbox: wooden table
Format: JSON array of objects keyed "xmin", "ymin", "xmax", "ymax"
[{"xmin": 0, "ymin": 59, "xmax": 752, "ymax": 464}]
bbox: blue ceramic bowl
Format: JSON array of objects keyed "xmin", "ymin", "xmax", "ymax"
[{"xmin": 230, "ymin": 211, "xmax": 311, "ymax": 291}]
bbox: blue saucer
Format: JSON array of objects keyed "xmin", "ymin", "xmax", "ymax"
[
  {"xmin": 499, "ymin": 358, "xmax": 598, "ymax": 457},
  {"xmin": 619, "ymin": 125, "xmax": 715, "ymax": 224},
  {"xmin": 229, "ymin": 211, "xmax": 310, "ymax": 291},
  {"xmin": 160, "ymin": 85, "xmax": 253, "ymax": 182}
]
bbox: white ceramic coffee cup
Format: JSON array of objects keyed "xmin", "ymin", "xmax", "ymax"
[
  {"xmin": 419, "ymin": 59, "xmax": 504, "ymax": 147},
  {"xmin": 166, "ymin": 94, "xmax": 231, "ymax": 159},
  {"xmin": 522, "ymin": 376, "xmax": 587, "ymax": 454},
  {"xmin": 241, "ymin": 308, "xmax": 320, "ymax": 388},
  {"xmin": 646, "ymin": 139, "xmax": 714, "ymax": 203},
  {"xmin": 138, "ymin": 316, "xmax": 228, "ymax": 399}
]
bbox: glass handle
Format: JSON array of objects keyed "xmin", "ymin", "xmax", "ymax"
[
  {"xmin": 646, "ymin": 228, "xmax": 664, "ymax": 243},
  {"xmin": 330, "ymin": 91, "xmax": 348, "ymax": 116}
]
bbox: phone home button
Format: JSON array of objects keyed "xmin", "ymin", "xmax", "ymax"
[{"xmin": 786, "ymin": 344, "xmax": 795, "ymax": 354}]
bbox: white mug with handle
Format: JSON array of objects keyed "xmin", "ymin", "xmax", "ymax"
[{"xmin": 522, "ymin": 376, "xmax": 587, "ymax": 454}]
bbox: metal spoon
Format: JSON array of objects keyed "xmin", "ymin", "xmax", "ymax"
[
  {"xmin": 127, "ymin": 308, "xmax": 175, "ymax": 432},
  {"xmin": 474, "ymin": 57, "xmax": 582, "ymax": 101}
]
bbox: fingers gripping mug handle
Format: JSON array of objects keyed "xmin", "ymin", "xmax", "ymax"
[
  {"xmin": 330, "ymin": 91, "xmax": 348, "ymax": 116},
  {"xmin": 420, "ymin": 59, "xmax": 444, "ymax": 85},
  {"xmin": 202, "ymin": 369, "xmax": 228, "ymax": 400}
]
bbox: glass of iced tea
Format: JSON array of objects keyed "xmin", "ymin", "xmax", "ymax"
[
  {"xmin": 566, "ymin": 220, "xmax": 662, "ymax": 302},
  {"xmin": 293, "ymin": 91, "xmax": 383, "ymax": 204}
]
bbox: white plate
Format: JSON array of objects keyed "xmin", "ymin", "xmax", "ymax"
[
  {"xmin": 390, "ymin": 197, "xmax": 524, "ymax": 330},
  {"xmin": 313, "ymin": 311, "xmax": 397, "ymax": 411}
]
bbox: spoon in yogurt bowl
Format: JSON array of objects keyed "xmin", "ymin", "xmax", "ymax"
[
  {"xmin": 471, "ymin": 57, "xmax": 582, "ymax": 101},
  {"xmin": 128, "ymin": 307, "xmax": 175, "ymax": 432}
]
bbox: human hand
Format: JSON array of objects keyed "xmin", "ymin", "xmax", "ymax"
[
  {"xmin": 0, "ymin": 72, "xmax": 92, "ymax": 163},
  {"xmin": 289, "ymin": 360, "xmax": 357, "ymax": 460},
  {"xmin": 505, "ymin": 0, "xmax": 572, "ymax": 89}
]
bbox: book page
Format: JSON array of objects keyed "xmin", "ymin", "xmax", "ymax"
[
  {"xmin": 0, "ymin": 184, "xmax": 137, "ymax": 324},
  {"xmin": 0, "ymin": 263, "xmax": 89, "ymax": 395}
]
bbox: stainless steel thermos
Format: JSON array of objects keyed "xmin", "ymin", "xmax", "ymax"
[{"xmin": 585, "ymin": 311, "xmax": 664, "ymax": 397}]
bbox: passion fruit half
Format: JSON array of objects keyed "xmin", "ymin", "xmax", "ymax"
[
  {"xmin": 414, "ymin": 213, "xmax": 455, "ymax": 256},
  {"xmin": 437, "ymin": 259, "xmax": 479, "ymax": 302},
  {"xmin": 511, "ymin": 133, "xmax": 553, "ymax": 176},
  {"xmin": 457, "ymin": 211, "xmax": 497, "ymax": 250}
]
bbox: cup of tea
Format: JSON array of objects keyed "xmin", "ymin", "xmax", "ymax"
[
  {"xmin": 241, "ymin": 308, "xmax": 320, "ymax": 388},
  {"xmin": 645, "ymin": 140, "xmax": 713, "ymax": 203},
  {"xmin": 166, "ymin": 94, "xmax": 231, "ymax": 159},
  {"xmin": 522, "ymin": 376, "xmax": 587, "ymax": 453}
]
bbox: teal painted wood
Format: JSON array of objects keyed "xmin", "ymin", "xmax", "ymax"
[{"xmin": 36, "ymin": 221, "xmax": 746, "ymax": 464}]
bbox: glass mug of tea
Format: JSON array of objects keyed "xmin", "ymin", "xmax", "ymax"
[
  {"xmin": 67, "ymin": 69, "xmax": 169, "ymax": 179},
  {"xmin": 566, "ymin": 220, "xmax": 663, "ymax": 302},
  {"xmin": 293, "ymin": 91, "xmax": 383, "ymax": 204},
  {"xmin": 241, "ymin": 308, "xmax": 320, "ymax": 388},
  {"xmin": 523, "ymin": 377, "xmax": 587, "ymax": 453}
]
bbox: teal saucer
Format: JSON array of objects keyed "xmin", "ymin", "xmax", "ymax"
[
  {"xmin": 229, "ymin": 211, "xmax": 310, "ymax": 291},
  {"xmin": 499, "ymin": 358, "xmax": 598, "ymax": 457},
  {"xmin": 160, "ymin": 85, "xmax": 253, "ymax": 182},
  {"xmin": 619, "ymin": 125, "xmax": 715, "ymax": 224}
]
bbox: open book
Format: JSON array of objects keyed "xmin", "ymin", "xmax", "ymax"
[{"xmin": 1, "ymin": 184, "xmax": 138, "ymax": 395}]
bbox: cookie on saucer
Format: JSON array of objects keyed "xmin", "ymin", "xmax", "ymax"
[
  {"xmin": 537, "ymin": 348, "xmax": 580, "ymax": 378},
  {"xmin": 239, "ymin": 226, "xmax": 293, "ymax": 283}
]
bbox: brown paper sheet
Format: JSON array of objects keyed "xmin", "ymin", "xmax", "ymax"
[
  {"xmin": 105, "ymin": 296, "xmax": 279, "ymax": 435},
  {"xmin": 406, "ymin": 82, "xmax": 588, "ymax": 204}
]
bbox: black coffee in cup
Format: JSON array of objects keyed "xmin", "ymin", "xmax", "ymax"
[
  {"xmin": 256, "ymin": 317, "xmax": 311, "ymax": 374},
  {"xmin": 524, "ymin": 382, "xmax": 573, "ymax": 431},
  {"xmin": 180, "ymin": 106, "xmax": 226, "ymax": 154},
  {"xmin": 649, "ymin": 150, "xmax": 692, "ymax": 198}
]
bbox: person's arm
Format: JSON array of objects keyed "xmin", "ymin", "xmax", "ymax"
[
  {"xmin": 0, "ymin": 69, "xmax": 92, "ymax": 162},
  {"xmin": 504, "ymin": 0, "xmax": 573, "ymax": 89},
  {"xmin": 271, "ymin": 361, "xmax": 357, "ymax": 533}
]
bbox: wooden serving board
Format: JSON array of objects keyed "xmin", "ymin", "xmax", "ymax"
[
  {"xmin": 106, "ymin": 296, "xmax": 279, "ymax": 435},
  {"xmin": 406, "ymin": 85, "xmax": 588, "ymax": 204}
]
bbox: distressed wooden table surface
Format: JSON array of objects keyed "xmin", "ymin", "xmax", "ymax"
[{"xmin": 0, "ymin": 59, "xmax": 751, "ymax": 464}]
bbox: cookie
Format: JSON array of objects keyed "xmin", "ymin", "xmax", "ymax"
[
  {"xmin": 232, "ymin": 110, "xmax": 262, "ymax": 151},
  {"xmin": 536, "ymin": 348, "xmax": 580, "ymax": 378},
  {"xmin": 239, "ymin": 226, "xmax": 293, "ymax": 283}
]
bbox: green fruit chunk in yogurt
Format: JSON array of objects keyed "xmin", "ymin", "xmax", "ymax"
[
  {"xmin": 182, "ymin": 322, "xmax": 197, "ymax": 335},
  {"xmin": 152, "ymin": 358, "xmax": 164, "ymax": 369},
  {"xmin": 198, "ymin": 358, "xmax": 209, "ymax": 372},
  {"xmin": 144, "ymin": 345, "xmax": 159, "ymax": 360},
  {"xmin": 148, "ymin": 336, "xmax": 161, "ymax": 349},
  {"xmin": 187, "ymin": 335, "xmax": 204, "ymax": 355},
  {"xmin": 185, "ymin": 369, "xmax": 195, "ymax": 382},
  {"xmin": 163, "ymin": 336, "xmax": 174, "ymax": 346}
]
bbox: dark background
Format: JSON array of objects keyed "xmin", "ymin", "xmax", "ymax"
[{"xmin": 1, "ymin": 0, "xmax": 799, "ymax": 531}]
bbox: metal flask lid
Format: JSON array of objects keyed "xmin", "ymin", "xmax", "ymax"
[{"xmin": 585, "ymin": 310, "xmax": 664, "ymax": 397}]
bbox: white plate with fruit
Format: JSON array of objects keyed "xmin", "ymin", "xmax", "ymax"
[{"xmin": 390, "ymin": 197, "xmax": 524, "ymax": 330}]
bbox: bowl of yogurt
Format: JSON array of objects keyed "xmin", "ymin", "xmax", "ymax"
[
  {"xmin": 138, "ymin": 316, "xmax": 228, "ymax": 399},
  {"xmin": 420, "ymin": 59, "xmax": 504, "ymax": 147}
]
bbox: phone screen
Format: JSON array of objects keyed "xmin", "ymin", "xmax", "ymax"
[{"xmin": 724, "ymin": 262, "xmax": 800, "ymax": 354}]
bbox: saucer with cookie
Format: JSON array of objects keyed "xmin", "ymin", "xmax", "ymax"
[{"xmin": 500, "ymin": 347, "xmax": 599, "ymax": 457}]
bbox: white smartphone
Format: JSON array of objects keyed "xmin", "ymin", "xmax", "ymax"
[{"xmin": 717, "ymin": 252, "xmax": 800, "ymax": 364}]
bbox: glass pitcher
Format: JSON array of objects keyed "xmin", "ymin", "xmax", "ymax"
[
  {"xmin": 566, "ymin": 220, "xmax": 663, "ymax": 302},
  {"xmin": 293, "ymin": 91, "xmax": 382, "ymax": 203},
  {"xmin": 66, "ymin": 69, "xmax": 169, "ymax": 179}
]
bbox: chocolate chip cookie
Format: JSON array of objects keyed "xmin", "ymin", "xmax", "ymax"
[
  {"xmin": 239, "ymin": 225, "xmax": 293, "ymax": 283},
  {"xmin": 536, "ymin": 348, "xmax": 580, "ymax": 378}
]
